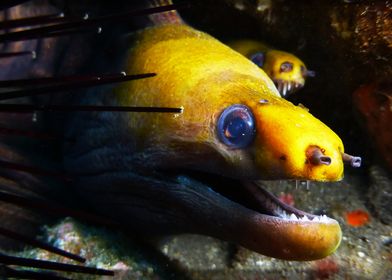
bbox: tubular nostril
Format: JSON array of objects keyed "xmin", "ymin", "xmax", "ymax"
[
  {"xmin": 320, "ymin": 156, "xmax": 332, "ymax": 165},
  {"xmin": 307, "ymin": 146, "xmax": 332, "ymax": 166},
  {"xmin": 342, "ymin": 153, "xmax": 362, "ymax": 168},
  {"xmin": 305, "ymin": 70, "xmax": 316, "ymax": 78}
]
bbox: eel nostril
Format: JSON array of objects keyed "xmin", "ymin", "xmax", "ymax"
[
  {"xmin": 342, "ymin": 153, "xmax": 362, "ymax": 168},
  {"xmin": 320, "ymin": 156, "xmax": 332, "ymax": 165},
  {"xmin": 307, "ymin": 146, "xmax": 332, "ymax": 166}
]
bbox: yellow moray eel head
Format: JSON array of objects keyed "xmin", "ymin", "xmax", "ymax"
[
  {"xmin": 65, "ymin": 24, "xmax": 360, "ymax": 261},
  {"xmin": 229, "ymin": 40, "xmax": 315, "ymax": 97}
]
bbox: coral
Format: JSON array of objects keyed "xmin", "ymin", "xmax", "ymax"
[{"xmin": 345, "ymin": 209, "xmax": 370, "ymax": 227}]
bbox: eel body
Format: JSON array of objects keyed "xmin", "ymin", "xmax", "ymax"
[
  {"xmin": 63, "ymin": 22, "xmax": 352, "ymax": 260},
  {"xmin": 229, "ymin": 39, "xmax": 315, "ymax": 97}
]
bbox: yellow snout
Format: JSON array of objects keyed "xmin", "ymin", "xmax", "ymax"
[{"xmin": 248, "ymin": 100, "xmax": 344, "ymax": 181}]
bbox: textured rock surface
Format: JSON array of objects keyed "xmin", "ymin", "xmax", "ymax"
[
  {"xmin": 353, "ymin": 83, "xmax": 392, "ymax": 173},
  {"xmin": 368, "ymin": 166, "xmax": 392, "ymax": 225}
]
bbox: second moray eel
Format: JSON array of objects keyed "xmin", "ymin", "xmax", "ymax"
[
  {"xmin": 63, "ymin": 14, "xmax": 360, "ymax": 261},
  {"xmin": 229, "ymin": 40, "xmax": 315, "ymax": 97}
]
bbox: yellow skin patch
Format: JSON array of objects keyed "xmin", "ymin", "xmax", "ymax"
[
  {"xmin": 229, "ymin": 40, "xmax": 311, "ymax": 97},
  {"xmin": 252, "ymin": 97, "xmax": 344, "ymax": 181},
  {"xmin": 113, "ymin": 24, "xmax": 344, "ymax": 260}
]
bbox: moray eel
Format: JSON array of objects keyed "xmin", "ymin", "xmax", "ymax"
[
  {"xmin": 63, "ymin": 16, "xmax": 361, "ymax": 261},
  {"xmin": 229, "ymin": 40, "xmax": 315, "ymax": 97}
]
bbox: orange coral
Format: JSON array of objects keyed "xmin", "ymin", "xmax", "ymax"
[{"xmin": 345, "ymin": 209, "xmax": 370, "ymax": 227}]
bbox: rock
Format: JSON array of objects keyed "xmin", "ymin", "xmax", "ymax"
[
  {"xmin": 353, "ymin": 83, "xmax": 392, "ymax": 172},
  {"xmin": 368, "ymin": 165, "xmax": 392, "ymax": 225}
]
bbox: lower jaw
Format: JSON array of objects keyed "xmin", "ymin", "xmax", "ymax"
[
  {"xmin": 234, "ymin": 211, "xmax": 342, "ymax": 260},
  {"xmin": 175, "ymin": 172, "xmax": 342, "ymax": 260}
]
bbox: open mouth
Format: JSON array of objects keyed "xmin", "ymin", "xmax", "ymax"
[
  {"xmin": 274, "ymin": 79, "xmax": 304, "ymax": 97},
  {"xmin": 182, "ymin": 171, "xmax": 335, "ymax": 225},
  {"xmin": 241, "ymin": 181, "xmax": 334, "ymax": 223}
]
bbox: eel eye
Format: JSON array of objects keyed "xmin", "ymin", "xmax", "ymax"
[
  {"xmin": 250, "ymin": 52, "xmax": 265, "ymax": 67},
  {"xmin": 217, "ymin": 105, "xmax": 256, "ymax": 148},
  {"xmin": 280, "ymin": 61, "xmax": 293, "ymax": 73}
]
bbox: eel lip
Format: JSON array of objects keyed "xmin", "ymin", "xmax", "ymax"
[{"xmin": 230, "ymin": 181, "xmax": 342, "ymax": 260}]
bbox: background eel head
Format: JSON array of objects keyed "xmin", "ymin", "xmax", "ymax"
[
  {"xmin": 66, "ymin": 24, "xmax": 360, "ymax": 261},
  {"xmin": 229, "ymin": 39, "xmax": 315, "ymax": 97}
]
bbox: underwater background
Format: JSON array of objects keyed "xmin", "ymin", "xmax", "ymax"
[{"xmin": 0, "ymin": 0, "xmax": 391, "ymax": 279}]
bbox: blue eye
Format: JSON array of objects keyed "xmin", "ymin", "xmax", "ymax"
[
  {"xmin": 217, "ymin": 105, "xmax": 256, "ymax": 148},
  {"xmin": 250, "ymin": 52, "xmax": 265, "ymax": 67}
]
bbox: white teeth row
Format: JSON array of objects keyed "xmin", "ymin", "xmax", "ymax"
[
  {"xmin": 255, "ymin": 187, "xmax": 333, "ymax": 223},
  {"xmin": 275, "ymin": 80, "xmax": 303, "ymax": 97},
  {"xmin": 278, "ymin": 211, "xmax": 331, "ymax": 223}
]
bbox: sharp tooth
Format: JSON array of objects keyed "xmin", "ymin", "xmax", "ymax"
[
  {"xmin": 282, "ymin": 212, "xmax": 290, "ymax": 219},
  {"xmin": 302, "ymin": 215, "xmax": 309, "ymax": 221},
  {"xmin": 287, "ymin": 82, "xmax": 292, "ymax": 92},
  {"xmin": 319, "ymin": 215, "xmax": 326, "ymax": 222},
  {"xmin": 290, "ymin": 213, "xmax": 298, "ymax": 220}
]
